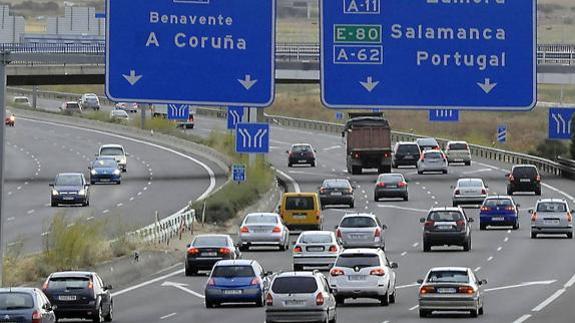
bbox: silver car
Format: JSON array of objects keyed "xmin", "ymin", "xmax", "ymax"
[
  {"xmin": 445, "ymin": 141, "xmax": 472, "ymax": 166},
  {"xmin": 452, "ymin": 178, "xmax": 488, "ymax": 207},
  {"xmin": 238, "ymin": 213, "xmax": 290, "ymax": 251},
  {"xmin": 530, "ymin": 199, "xmax": 574, "ymax": 239},
  {"xmin": 418, "ymin": 267, "xmax": 486, "ymax": 318},
  {"xmin": 293, "ymin": 231, "xmax": 341, "ymax": 271},
  {"xmin": 336, "ymin": 213, "xmax": 386, "ymax": 250},
  {"xmin": 265, "ymin": 271, "xmax": 337, "ymax": 323},
  {"xmin": 417, "ymin": 150, "xmax": 448, "ymax": 174},
  {"xmin": 329, "ymin": 248, "xmax": 397, "ymax": 305}
]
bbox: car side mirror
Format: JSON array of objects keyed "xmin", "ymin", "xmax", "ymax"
[
  {"xmin": 382, "ymin": 224, "xmax": 388, "ymax": 230},
  {"xmin": 505, "ymin": 173, "xmax": 510, "ymax": 178},
  {"xmin": 419, "ymin": 217, "xmax": 426, "ymax": 223},
  {"xmin": 571, "ymin": 210, "xmax": 574, "ymax": 214},
  {"xmin": 479, "ymin": 279, "xmax": 487, "ymax": 286},
  {"xmin": 186, "ymin": 243, "xmax": 191, "ymax": 248},
  {"xmin": 88, "ymin": 166, "xmax": 92, "ymax": 170},
  {"xmin": 450, "ymin": 185, "xmax": 455, "ymax": 189},
  {"xmin": 390, "ymin": 262, "xmax": 398, "ymax": 269},
  {"xmin": 49, "ymin": 183, "xmax": 54, "ymax": 187},
  {"xmin": 468, "ymin": 218, "xmax": 474, "ymax": 223},
  {"xmin": 125, "ymin": 153, "xmax": 130, "ymax": 157},
  {"xmin": 341, "ymin": 132, "xmax": 345, "ymax": 138},
  {"xmin": 528, "ymin": 209, "xmax": 534, "ymax": 214},
  {"xmin": 516, "ymin": 204, "xmax": 521, "ymax": 208},
  {"xmin": 334, "ymin": 225, "xmax": 339, "ymax": 229},
  {"xmin": 405, "ymin": 179, "xmax": 410, "ymax": 183},
  {"xmin": 85, "ymin": 184, "xmax": 91, "ymax": 187},
  {"xmin": 285, "ymin": 150, "xmax": 289, "ymax": 154},
  {"xmin": 291, "ymin": 240, "xmax": 297, "ymax": 246},
  {"xmin": 417, "ymin": 279, "xmax": 424, "ymax": 284},
  {"xmin": 104, "ymin": 284, "xmax": 113, "ymax": 290},
  {"xmin": 265, "ymin": 271, "xmax": 274, "ymax": 277}
]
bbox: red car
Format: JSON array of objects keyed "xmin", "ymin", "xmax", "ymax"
[{"xmin": 5, "ymin": 111, "xmax": 14, "ymax": 127}]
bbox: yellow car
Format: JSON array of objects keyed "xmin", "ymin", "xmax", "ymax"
[{"xmin": 279, "ymin": 192, "xmax": 322, "ymax": 230}]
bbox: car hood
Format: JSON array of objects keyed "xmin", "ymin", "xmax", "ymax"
[
  {"xmin": 212, "ymin": 277, "xmax": 255, "ymax": 288},
  {"xmin": 93, "ymin": 167, "xmax": 119, "ymax": 172}
]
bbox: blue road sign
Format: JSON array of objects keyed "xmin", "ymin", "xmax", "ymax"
[
  {"xmin": 232, "ymin": 164, "xmax": 246, "ymax": 182},
  {"xmin": 429, "ymin": 109, "xmax": 459, "ymax": 122},
  {"xmin": 497, "ymin": 125, "xmax": 507, "ymax": 143},
  {"xmin": 227, "ymin": 106, "xmax": 245, "ymax": 130},
  {"xmin": 167, "ymin": 104, "xmax": 190, "ymax": 120},
  {"xmin": 106, "ymin": 0, "xmax": 275, "ymax": 107},
  {"xmin": 335, "ymin": 112, "xmax": 344, "ymax": 120},
  {"xmin": 548, "ymin": 108, "xmax": 575, "ymax": 140},
  {"xmin": 236, "ymin": 123, "xmax": 270, "ymax": 154},
  {"xmin": 321, "ymin": 0, "xmax": 536, "ymax": 110}
]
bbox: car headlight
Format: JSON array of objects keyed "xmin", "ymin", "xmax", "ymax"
[
  {"xmin": 78, "ymin": 189, "xmax": 86, "ymax": 196},
  {"xmin": 91, "ymin": 169, "xmax": 97, "ymax": 175},
  {"xmin": 51, "ymin": 189, "xmax": 59, "ymax": 196},
  {"xmin": 113, "ymin": 169, "xmax": 121, "ymax": 175},
  {"xmin": 121, "ymin": 157, "xmax": 127, "ymax": 164}
]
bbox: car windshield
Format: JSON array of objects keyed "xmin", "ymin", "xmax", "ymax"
[
  {"xmin": 323, "ymin": 180, "xmax": 350, "ymax": 188},
  {"xmin": 93, "ymin": 159, "xmax": 118, "ymax": 168},
  {"xmin": 48, "ymin": 277, "xmax": 90, "ymax": 289},
  {"xmin": 245, "ymin": 214, "xmax": 278, "ymax": 224},
  {"xmin": 335, "ymin": 254, "xmax": 380, "ymax": 268},
  {"xmin": 299, "ymin": 233, "xmax": 332, "ymax": 244},
  {"xmin": 424, "ymin": 152, "xmax": 442, "ymax": 159},
  {"xmin": 211, "ymin": 266, "xmax": 255, "ymax": 278},
  {"xmin": 66, "ymin": 103, "xmax": 80, "ymax": 109},
  {"xmin": 14, "ymin": 98, "xmax": 28, "ymax": 103},
  {"xmin": 427, "ymin": 270, "xmax": 469, "ymax": 283},
  {"xmin": 484, "ymin": 199, "xmax": 513, "ymax": 207},
  {"xmin": 193, "ymin": 236, "xmax": 228, "ymax": 247},
  {"xmin": 340, "ymin": 216, "xmax": 376, "ymax": 228},
  {"xmin": 537, "ymin": 202, "xmax": 567, "ymax": 212},
  {"xmin": 449, "ymin": 143, "xmax": 468, "ymax": 150},
  {"xmin": 291, "ymin": 145, "xmax": 312, "ymax": 153},
  {"xmin": 513, "ymin": 167, "xmax": 537, "ymax": 177},
  {"xmin": 55, "ymin": 175, "xmax": 83, "ymax": 186},
  {"xmin": 100, "ymin": 147, "xmax": 124, "ymax": 156},
  {"xmin": 428, "ymin": 211, "xmax": 463, "ymax": 222},
  {"xmin": 397, "ymin": 144, "xmax": 420, "ymax": 153},
  {"xmin": 285, "ymin": 196, "xmax": 315, "ymax": 210},
  {"xmin": 271, "ymin": 277, "xmax": 317, "ymax": 294},
  {"xmin": 458, "ymin": 180, "xmax": 482, "ymax": 188},
  {"xmin": 0, "ymin": 293, "xmax": 34, "ymax": 310},
  {"xmin": 379, "ymin": 174, "xmax": 403, "ymax": 183}
]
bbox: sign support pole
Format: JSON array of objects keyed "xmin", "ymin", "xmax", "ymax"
[
  {"xmin": 0, "ymin": 51, "xmax": 10, "ymax": 287},
  {"xmin": 249, "ymin": 107, "xmax": 257, "ymax": 166}
]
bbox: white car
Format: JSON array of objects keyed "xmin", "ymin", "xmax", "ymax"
[
  {"xmin": 238, "ymin": 212, "xmax": 290, "ymax": 251},
  {"xmin": 417, "ymin": 150, "xmax": 448, "ymax": 174},
  {"xmin": 110, "ymin": 109, "xmax": 130, "ymax": 122},
  {"xmin": 445, "ymin": 141, "xmax": 472, "ymax": 166},
  {"xmin": 80, "ymin": 93, "xmax": 101, "ymax": 110},
  {"xmin": 329, "ymin": 248, "xmax": 398, "ymax": 305},
  {"xmin": 292, "ymin": 231, "xmax": 341, "ymax": 271},
  {"xmin": 98, "ymin": 144, "xmax": 127, "ymax": 172},
  {"xmin": 452, "ymin": 178, "xmax": 488, "ymax": 207},
  {"xmin": 13, "ymin": 96, "xmax": 31, "ymax": 107}
]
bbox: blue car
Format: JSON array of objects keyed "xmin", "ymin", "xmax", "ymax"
[
  {"xmin": 89, "ymin": 157, "xmax": 121, "ymax": 184},
  {"xmin": 50, "ymin": 173, "xmax": 90, "ymax": 207},
  {"xmin": 0, "ymin": 287, "xmax": 57, "ymax": 323},
  {"xmin": 204, "ymin": 260, "xmax": 271, "ymax": 308},
  {"xmin": 479, "ymin": 196, "xmax": 520, "ymax": 230}
]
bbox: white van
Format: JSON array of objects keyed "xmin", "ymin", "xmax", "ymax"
[{"xmin": 98, "ymin": 144, "xmax": 128, "ymax": 172}]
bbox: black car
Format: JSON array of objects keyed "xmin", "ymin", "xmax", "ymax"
[
  {"xmin": 319, "ymin": 179, "xmax": 354, "ymax": 208},
  {"xmin": 506, "ymin": 165, "xmax": 541, "ymax": 195},
  {"xmin": 185, "ymin": 234, "xmax": 241, "ymax": 276},
  {"xmin": 42, "ymin": 271, "xmax": 112, "ymax": 323},
  {"xmin": 420, "ymin": 207, "xmax": 473, "ymax": 252},
  {"xmin": 287, "ymin": 144, "xmax": 316, "ymax": 167},
  {"xmin": 50, "ymin": 173, "xmax": 90, "ymax": 207},
  {"xmin": 0, "ymin": 287, "xmax": 57, "ymax": 323},
  {"xmin": 392, "ymin": 142, "xmax": 421, "ymax": 168}
]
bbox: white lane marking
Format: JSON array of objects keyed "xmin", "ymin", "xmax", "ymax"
[
  {"xmin": 541, "ymin": 183, "xmax": 575, "ymax": 203},
  {"xmin": 431, "ymin": 196, "xmax": 436, "ymax": 200},
  {"xmin": 323, "ymin": 145, "xmax": 341, "ymax": 151},
  {"xmin": 27, "ymin": 210, "xmax": 35, "ymax": 215},
  {"xmin": 148, "ymin": 181, "xmax": 152, "ymax": 185},
  {"xmin": 22, "ymin": 117, "xmax": 218, "ymax": 201},
  {"xmin": 365, "ymin": 206, "xmax": 369, "ymax": 210},
  {"xmin": 427, "ymin": 191, "xmax": 431, "ymax": 195},
  {"xmin": 507, "ymin": 229, "xmax": 511, "ymax": 234},
  {"xmin": 87, "ymin": 216, "xmax": 94, "ymax": 221},
  {"xmin": 415, "ymin": 182, "xmax": 420, "ymax": 185},
  {"xmin": 112, "ymin": 269, "xmax": 184, "ymax": 297},
  {"xmin": 143, "ymin": 187, "xmax": 148, "ymax": 191},
  {"xmin": 484, "ymin": 280, "xmax": 556, "ymax": 293},
  {"xmin": 401, "ymin": 251, "xmax": 407, "ymax": 256},
  {"xmin": 129, "ymin": 197, "xmax": 135, "ymax": 201},
  {"xmin": 361, "ymin": 190, "xmax": 366, "ymax": 194},
  {"xmin": 41, "ymin": 231, "xmax": 50, "ymax": 236},
  {"xmin": 117, "ymin": 203, "xmax": 123, "ymax": 207},
  {"xmin": 137, "ymin": 192, "xmax": 143, "ymax": 196},
  {"xmin": 504, "ymin": 237, "xmax": 509, "ymax": 243},
  {"xmin": 24, "ymin": 181, "xmax": 28, "ymax": 185},
  {"xmin": 7, "ymin": 192, "xmax": 12, "ymax": 196},
  {"xmin": 412, "ymin": 242, "xmax": 419, "ymax": 248},
  {"xmin": 474, "ymin": 267, "xmax": 481, "ymax": 272},
  {"xmin": 422, "ymin": 186, "xmax": 426, "ymax": 190},
  {"xmin": 564, "ymin": 273, "xmax": 575, "ymax": 288},
  {"xmin": 409, "ymin": 305, "xmax": 419, "ymax": 311},
  {"xmin": 497, "ymin": 246, "xmax": 503, "ymax": 252},
  {"xmin": 17, "ymin": 186, "xmax": 21, "ymax": 190},
  {"xmin": 274, "ymin": 168, "xmax": 301, "ymax": 193},
  {"xmin": 532, "ymin": 289, "xmax": 566, "ymax": 312},
  {"xmin": 462, "ymin": 168, "xmax": 492, "ymax": 175},
  {"xmin": 434, "ymin": 201, "xmax": 439, "ymax": 205},
  {"xmin": 378, "ymin": 205, "xmax": 428, "ymax": 213},
  {"xmin": 6, "ymin": 217, "xmax": 15, "ymax": 222},
  {"xmin": 513, "ymin": 314, "xmax": 532, "ymax": 323},
  {"xmin": 160, "ymin": 313, "xmax": 177, "ymax": 320},
  {"xmin": 161, "ymin": 281, "xmax": 205, "ymax": 299},
  {"xmin": 487, "ymin": 256, "xmax": 493, "ymax": 262},
  {"xmin": 397, "ymin": 283, "xmax": 419, "ymax": 289}
]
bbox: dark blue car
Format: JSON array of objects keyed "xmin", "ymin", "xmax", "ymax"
[
  {"xmin": 50, "ymin": 173, "xmax": 90, "ymax": 207},
  {"xmin": 89, "ymin": 157, "xmax": 122, "ymax": 184},
  {"xmin": 204, "ymin": 260, "xmax": 271, "ymax": 308},
  {"xmin": 0, "ymin": 287, "xmax": 57, "ymax": 323},
  {"xmin": 479, "ymin": 196, "xmax": 520, "ymax": 230}
]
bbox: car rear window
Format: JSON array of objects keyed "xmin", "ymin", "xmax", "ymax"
[
  {"xmin": 211, "ymin": 266, "xmax": 255, "ymax": 278},
  {"xmin": 458, "ymin": 180, "xmax": 482, "ymax": 188},
  {"xmin": 397, "ymin": 144, "xmax": 420, "ymax": 153},
  {"xmin": 379, "ymin": 175, "xmax": 403, "ymax": 183},
  {"xmin": 0, "ymin": 293, "xmax": 34, "ymax": 310},
  {"xmin": 193, "ymin": 236, "xmax": 228, "ymax": 247},
  {"xmin": 484, "ymin": 199, "xmax": 512, "ymax": 207},
  {"xmin": 48, "ymin": 277, "xmax": 90, "ymax": 289},
  {"xmin": 340, "ymin": 217, "xmax": 376, "ymax": 228},
  {"xmin": 100, "ymin": 147, "xmax": 124, "ymax": 156},
  {"xmin": 323, "ymin": 180, "xmax": 350, "ymax": 189},
  {"xmin": 245, "ymin": 214, "xmax": 278, "ymax": 224},
  {"xmin": 271, "ymin": 277, "xmax": 317, "ymax": 294},
  {"xmin": 285, "ymin": 196, "xmax": 315, "ymax": 210},
  {"xmin": 428, "ymin": 211, "xmax": 463, "ymax": 222},
  {"xmin": 299, "ymin": 233, "xmax": 332, "ymax": 244},
  {"xmin": 427, "ymin": 271, "xmax": 469, "ymax": 283},
  {"xmin": 448, "ymin": 143, "xmax": 468, "ymax": 150},
  {"xmin": 537, "ymin": 202, "xmax": 567, "ymax": 212},
  {"xmin": 424, "ymin": 152, "xmax": 442, "ymax": 159},
  {"xmin": 55, "ymin": 175, "xmax": 83, "ymax": 186},
  {"xmin": 292, "ymin": 145, "xmax": 312, "ymax": 153},
  {"xmin": 66, "ymin": 103, "xmax": 80, "ymax": 109},
  {"xmin": 513, "ymin": 166, "xmax": 537, "ymax": 177},
  {"xmin": 335, "ymin": 254, "xmax": 380, "ymax": 268}
]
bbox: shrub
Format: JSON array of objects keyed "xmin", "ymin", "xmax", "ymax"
[{"xmin": 529, "ymin": 139, "xmax": 567, "ymax": 160}]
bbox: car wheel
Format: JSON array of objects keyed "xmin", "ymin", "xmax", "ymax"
[
  {"xmin": 531, "ymin": 232, "xmax": 537, "ymax": 239},
  {"xmin": 507, "ymin": 188, "xmax": 513, "ymax": 196},
  {"xmin": 417, "ymin": 170, "xmax": 423, "ymax": 175},
  {"xmin": 480, "ymin": 224, "xmax": 487, "ymax": 231},
  {"xmin": 479, "ymin": 305, "xmax": 484, "ymax": 315},
  {"xmin": 185, "ymin": 266, "xmax": 197, "ymax": 276},
  {"xmin": 293, "ymin": 264, "xmax": 303, "ymax": 271},
  {"xmin": 465, "ymin": 161, "xmax": 471, "ymax": 166},
  {"xmin": 419, "ymin": 309, "xmax": 430, "ymax": 318},
  {"xmin": 423, "ymin": 241, "xmax": 431, "ymax": 252},
  {"xmin": 51, "ymin": 200, "xmax": 57, "ymax": 207},
  {"xmin": 335, "ymin": 296, "xmax": 345, "ymax": 305},
  {"xmin": 470, "ymin": 308, "xmax": 479, "ymax": 318},
  {"xmin": 104, "ymin": 302, "xmax": 113, "ymax": 322},
  {"xmin": 117, "ymin": 180, "xmax": 121, "ymax": 185},
  {"xmin": 239, "ymin": 244, "xmax": 249, "ymax": 252},
  {"xmin": 567, "ymin": 232, "xmax": 573, "ymax": 239},
  {"xmin": 288, "ymin": 163, "xmax": 292, "ymax": 167},
  {"xmin": 374, "ymin": 195, "xmax": 379, "ymax": 202},
  {"xmin": 255, "ymin": 293, "xmax": 264, "ymax": 307},
  {"xmin": 279, "ymin": 240, "xmax": 287, "ymax": 251},
  {"xmin": 92, "ymin": 305, "xmax": 104, "ymax": 323},
  {"xmin": 205, "ymin": 299, "xmax": 216, "ymax": 308},
  {"xmin": 311, "ymin": 161, "xmax": 316, "ymax": 167},
  {"xmin": 513, "ymin": 221, "xmax": 520, "ymax": 230},
  {"xmin": 90, "ymin": 181, "xmax": 95, "ymax": 185},
  {"xmin": 403, "ymin": 195, "xmax": 408, "ymax": 202},
  {"xmin": 442, "ymin": 170, "xmax": 448, "ymax": 174},
  {"xmin": 349, "ymin": 202, "xmax": 354, "ymax": 208},
  {"xmin": 389, "ymin": 290, "xmax": 396, "ymax": 304},
  {"xmin": 463, "ymin": 239, "xmax": 471, "ymax": 252}
]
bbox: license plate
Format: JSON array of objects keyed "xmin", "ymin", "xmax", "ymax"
[
  {"xmin": 223, "ymin": 289, "xmax": 242, "ymax": 295},
  {"xmin": 349, "ymin": 234, "xmax": 365, "ymax": 240},
  {"xmin": 520, "ymin": 179, "xmax": 531, "ymax": 182},
  {"xmin": 285, "ymin": 300, "xmax": 305, "ymax": 306},
  {"xmin": 404, "ymin": 155, "xmax": 414, "ymax": 160},
  {"xmin": 387, "ymin": 185, "xmax": 397, "ymax": 188},
  {"xmin": 437, "ymin": 288, "xmax": 457, "ymax": 294},
  {"xmin": 348, "ymin": 275, "xmax": 367, "ymax": 281},
  {"xmin": 298, "ymin": 160, "xmax": 307, "ymax": 163},
  {"xmin": 100, "ymin": 178, "xmax": 110, "ymax": 182},
  {"xmin": 544, "ymin": 220, "xmax": 560, "ymax": 225},
  {"xmin": 331, "ymin": 192, "xmax": 342, "ymax": 196},
  {"xmin": 63, "ymin": 197, "xmax": 74, "ymax": 200},
  {"xmin": 307, "ymin": 247, "xmax": 324, "ymax": 252},
  {"xmin": 293, "ymin": 214, "xmax": 307, "ymax": 219},
  {"xmin": 202, "ymin": 252, "xmax": 217, "ymax": 257},
  {"xmin": 253, "ymin": 229, "xmax": 268, "ymax": 233},
  {"xmin": 453, "ymin": 158, "xmax": 463, "ymax": 162},
  {"xmin": 58, "ymin": 295, "xmax": 77, "ymax": 301},
  {"xmin": 437, "ymin": 225, "xmax": 452, "ymax": 230},
  {"xmin": 492, "ymin": 217, "xmax": 505, "ymax": 221}
]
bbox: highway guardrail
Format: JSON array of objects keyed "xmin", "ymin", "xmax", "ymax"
[{"xmin": 129, "ymin": 207, "xmax": 196, "ymax": 244}]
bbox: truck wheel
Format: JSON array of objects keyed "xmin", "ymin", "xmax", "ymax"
[{"xmin": 351, "ymin": 166, "xmax": 362, "ymax": 175}]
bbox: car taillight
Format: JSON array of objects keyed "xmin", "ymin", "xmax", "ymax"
[
  {"xmin": 398, "ymin": 181, "xmax": 407, "ymax": 188},
  {"xmin": 536, "ymin": 175, "xmax": 541, "ymax": 182},
  {"xmin": 481, "ymin": 189, "xmax": 487, "ymax": 195},
  {"xmin": 42, "ymin": 281, "xmax": 48, "ymax": 290},
  {"xmin": 505, "ymin": 206, "xmax": 515, "ymax": 211},
  {"xmin": 454, "ymin": 189, "xmax": 460, "ymax": 195},
  {"xmin": 377, "ymin": 182, "xmax": 385, "ymax": 187},
  {"xmin": 319, "ymin": 188, "xmax": 326, "ymax": 194},
  {"xmin": 456, "ymin": 219, "xmax": 465, "ymax": 229},
  {"xmin": 207, "ymin": 278, "xmax": 215, "ymax": 286},
  {"xmin": 219, "ymin": 247, "xmax": 231, "ymax": 255},
  {"xmin": 187, "ymin": 247, "xmax": 200, "ymax": 255},
  {"xmin": 369, "ymin": 268, "xmax": 386, "ymax": 276},
  {"xmin": 509, "ymin": 175, "xmax": 515, "ymax": 182},
  {"xmin": 441, "ymin": 153, "xmax": 447, "ymax": 160},
  {"xmin": 424, "ymin": 220, "xmax": 434, "ymax": 229},
  {"xmin": 384, "ymin": 152, "xmax": 389, "ymax": 158},
  {"xmin": 434, "ymin": 146, "xmax": 440, "ymax": 150},
  {"xmin": 531, "ymin": 212, "xmax": 537, "ymax": 222},
  {"xmin": 266, "ymin": 293, "xmax": 273, "ymax": 306},
  {"xmin": 567, "ymin": 212, "xmax": 572, "ymax": 222},
  {"xmin": 293, "ymin": 245, "xmax": 303, "ymax": 253},
  {"xmin": 330, "ymin": 268, "xmax": 345, "ymax": 277},
  {"xmin": 251, "ymin": 277, "xmax": 261, "ymax": 286},
  {"xmin": 353, "ymin": 152, "xmax": 360, "ymax": 159},
  {"xmin": 272, "ymin": 226, "xmax": 281, "ymax": 233},
  {"xmin": 240, "ymin": 226, "xmax": 249, "ymax": 233},
  {"xmin": 316, "ymin": 292, "xmax": 325, "ymax": 306},
  {"xmin": 336, "ymin": 229, "xmax": 341, "ymax": 238},
  {"xmin": 88, "ymin": 280, "xmax": 93, "ymax": 289},
  {"xmin": 328, "ymin": 245, "xmax": 338, "ymax": 253},
  {"xmin": 419, "ymin": 285, "xmax": 435, "ymax": 294},
  {"xmin": 32, "ymin": 310, "xmax": 42, "ymax": 323},
  {"xmin": 374, "ymin": 227, "xmax": 381, "ymax": 237},
  {"xmin": 458, "ymin": 286, "xmax": 475, "ymax": 294},
  {"xmin": 480, "ymin": 206, "xmax": 491, "ymax": 212}
]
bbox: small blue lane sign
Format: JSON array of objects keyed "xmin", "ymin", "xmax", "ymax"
[
  {"xmin": 335, "ymin": 112, "xmax": 344, "ymax": 121},
  {"xmin": 548, "ymin": 107, "xmax": 575, "ymax": 140},
  {"xmin": 497, "ymin": 124, "xmax": 507, "ymax": 143},
  {"xmin": 227, "ymin": 106, "xmax": 245, "ymax": 130},
  {"xmin": 167, "ymin": 104, "xmax": 189, "ymax": 120},
  {"xmin": 236, "ymin": 123, "xmax": 270, "ymax": 154},
  {"xmin": 429, "ymin": 109, "xmax": 459, "ymax": 122},
  {"xmin": 232, "ymin": 164, "xmax": 246, "ymax": 183}
]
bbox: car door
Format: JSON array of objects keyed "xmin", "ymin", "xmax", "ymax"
[
  {"xmin": 320, "ymin": 276, "xmax": 336, "ymax": 314},
  {"xmin": 383, "ymin": 254, "xmax": 396, "ymax": 291},
  {"xmin": 94, "ymin": 275, "xmax": 111, "ymax": 316},
  {"xmin": 37, "ymin": 291, "xmax": 56, "ymax": 323},
  {"xmin": 471, "ymin": 271, "xmax": 483, "ymax": 307}
]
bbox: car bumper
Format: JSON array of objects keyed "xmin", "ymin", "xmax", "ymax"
[
  {"xmin": 447, "ymin": 156, "xmax": 471, "ymax": 163},
  {"xmin": 424, "ymin": 232, "xmax": 468, "ymax": 244},
  {"xmin": 320, "ymin": 195, "xmax": 354, "ymax": 205},
  {"xmin": 205, "ymin": 287, "xmax": 261, "ymax": 303},
  {"xmin": 419, "ymin": 296, "xmax": 479, "ymax": 311},
  {"xmin": 453, "ymin": 196, "xmax": 486, "ymax": 205},
  {"xmin": 375, "ymin": 188, "xmax": 407, "ymax": 198},
  {"xmin": 91, "ymin": 175, "xmax": 121, "ymax": 182},
  {"xmin": 293, "ymin": 255, "xmax": 337, "ymax": 266},
  {"xmin": 531, "ymin": 226, "xmax": 573, "ymax": 234},
  {"xmin": 266, "ymin": 309, "xmax": 328, "ymax": 323},
  {"xmin": 393, "ymin": 158, "xmax": 418, "ymax": 166},
  {"xmin": 332, "ymin": 285, "xmax": 389, "ymax": 298},
  {"xmin": 54, "ymin": 306, "xmax": 98, "ymax": 319},
  {"xmin": 186, "ymin": 257, "xmax": 228, "ymax": 270},
  {"xmin": 509, "ymin": 182, "xmax": 540, "ymax": 191},
  {"xmin": 239, "ymin": 233, "xmax": 285, "ymax": 245},
  {"xmin": 52, "ymin": 195, "xmax": 87, "ymax": 204},
  {"xmin": 289, "ymin": 158, "xmax": 314, "ymax": 165},
  {"xmin": 480, "ymin": 215, "xmax": 517, "ymax": 226}
]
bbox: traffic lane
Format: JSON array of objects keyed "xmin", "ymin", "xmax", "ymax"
[
  {"xmin": 525, "ymin": 273, "xmax": 575, "ymax": 323},
  {"xmin": 4, "ymin": 137, "xmax": 38, "ymax": 194}
]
